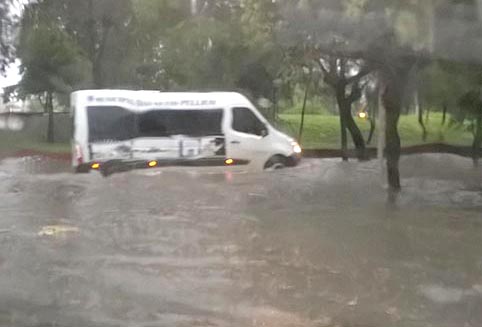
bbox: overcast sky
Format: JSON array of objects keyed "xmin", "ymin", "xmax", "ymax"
[
  {"xmin": 0, "ymin": 1, "xmax": 24, "ymax": 90},
  {"xmin": 0, "ymin": 60, "xmax": 21, "ymax": 89}
]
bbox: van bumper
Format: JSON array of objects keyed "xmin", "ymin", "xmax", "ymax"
[
  {"xmin": 74, "ymin": 158, "xmax": 250, "ymax": 176},
  {"xmin": 286, "ymin": 154, "xmax": 302, "ymax": 167}
]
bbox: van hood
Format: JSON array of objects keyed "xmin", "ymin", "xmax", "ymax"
[{"xmin": 270, "ymin": 127, "xmax": 295, "ymax": 143}]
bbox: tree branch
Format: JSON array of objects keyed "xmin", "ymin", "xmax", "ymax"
[
  {"xmin": 317, "ymin": 58, "xmax": 329, "ymax": 76},
  {"xmin": 317, "ymin": 58, "xmax": 336, "ymax": 87},
  {"xmin": 38, "ymin": 93, "xmax": 47, "ymax": 112},
  {"xmin": 347, "ymin": 82, "xmax": 364, "ymax": 104},
  {"xmin": 345, "ymin": 64, "xmax": 372, "ymax": 85}
]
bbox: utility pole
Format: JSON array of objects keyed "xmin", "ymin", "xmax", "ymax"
[
  {"xmin": 191, "ymin": 0, "xmax": 197, "ymax": 16},
  {"xmin": 478, "ymin": 0, "xmax": 482, "ymax": 22}
]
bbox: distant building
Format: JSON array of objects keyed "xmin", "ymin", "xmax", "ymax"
[{"xmin": 0, "ymin": 87, "xmax": 29, "ymax": 113}]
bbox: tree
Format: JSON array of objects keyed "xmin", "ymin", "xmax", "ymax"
[
  {"xmin": 0, "ymin": 0, "xmax": 15, "ymax": 74},
  {"xmin": 457, "ymin": 90, "xmax": 482, "ymax": 166},
  {"xmin": 22, "ymin": 0, "xmax": 135, "ymax": 89},
  {"xmin": 17, "ymin": 13, "xmax": 86, "ymax": 142},
  {"xmin": 365, "ymin": 0, "xmax": 430, "ymax": 192},
  {"xmin": 278, "ymin": 0, "xmax": 380, "ymax": 160},
  {"xmin": 130, "ymin": 0, "xmax": 190, "ymax": 89},
  {"xmin": 155, "ymin": 0, "xmax": 282, "ymax": 102},
  {"xmin": 277, "ymin": 0, "xmax": 434, "ymax": 191},
  {"xmin": 379, "ymin": 47, "xmax": 419, "ymax": 192},
  {"xmin": 316, "ymin": 50, "xmax": 371, "ymax": 160}
]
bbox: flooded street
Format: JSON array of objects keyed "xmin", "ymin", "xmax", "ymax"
[{"xmin": 0, "ymin": 155, "xmax": 481, "ymax": 327}]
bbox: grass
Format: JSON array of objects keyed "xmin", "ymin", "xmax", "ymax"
[
  {"xmin": 281, "ymin": 103, "xmax": 332, "ymax": 116},
  {"xmin": 277, "ymin": 113, "xmax": 475, "ymax": 149},
  {"xmin": 24, "ymin": 141, "xmax": 71, "ymax": 153},
  {"xmin": 0, "ymin": 132, "xmax": 71, "ymax": 157}
]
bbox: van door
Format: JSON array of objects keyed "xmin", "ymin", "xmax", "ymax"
[{"xmin": 226, "ymin": 107, "xmax": 271, "ymax": 166}]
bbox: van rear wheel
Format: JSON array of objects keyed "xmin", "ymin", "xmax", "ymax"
[{"xmin": 264, "ymin": 155, "xmax": 287, "ymax": 171}]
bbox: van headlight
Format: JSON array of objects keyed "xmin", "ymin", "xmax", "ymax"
[{"xmin": 292, "ymin": 142, "xmax": 302, "ymax": 154}]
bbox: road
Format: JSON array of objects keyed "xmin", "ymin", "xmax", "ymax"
[{"xmin": 0, "ymin": 154, "xmax": 481, "ymax": 327}]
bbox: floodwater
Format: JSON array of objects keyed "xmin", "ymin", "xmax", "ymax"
[{"xmin": 0, "ymin": 154, "xmax": 481, "ymax": 327}]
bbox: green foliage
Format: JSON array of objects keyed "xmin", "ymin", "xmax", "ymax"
[
  {"xmin": 279, "ymin": 113, "xmax": 474, "ymax": 149},
  {"xmin": 418, "ymin": 60, "xmax": 482, "ymax": 119},
  {"xmin": 26, "ymin": 0, "xmax": 135, "ymax": 88},
  {"xmin": 0, "ymin": 0, "xmax": 15, "ymax": 74},
  {"xmin": 13, "ymin": 0, "xmax": 482, "ymax": 122},
  {"xmin": 17, "ymin": 20, "xmax": 87, "ymax": 96},
  {"xmin": 162, "ymin": 16, "xmax": 243, "ymax": 89},
  {"xmin": 456, "ymin": 90, "xmax": 482, "ymax": 125}
]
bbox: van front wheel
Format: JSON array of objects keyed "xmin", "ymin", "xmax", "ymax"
[{"xmin": 264, "ymin": 155, "xmax": 287, "ymax": 171}]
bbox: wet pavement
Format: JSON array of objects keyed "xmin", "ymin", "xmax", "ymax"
[{"xmin": 0, "ymin": 154, "xmax": 481, "ymax": 327}]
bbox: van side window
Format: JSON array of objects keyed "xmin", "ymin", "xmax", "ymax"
[{"xmin": 232, "ymin": 107, "xmax": 266, "ymax": 136}]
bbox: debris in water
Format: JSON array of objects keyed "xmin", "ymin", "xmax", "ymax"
[
  {"xmin": 313, "ymin": 316, "xmax": 333, "ymax": 327},
  {"xmin": 419, "ymin": 285, "xmax": 465, "ymax": 303},
  {"xmin": 347, "ymin": 296, "xmax": 358, "ymax": 306},
  {"xmin": 38, "ymin": 225, "xmax": 80, "ymax": 237}
]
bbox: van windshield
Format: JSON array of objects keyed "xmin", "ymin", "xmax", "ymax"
[{"xmin": 87, "ymin": 106, "xmax": 223, "ymax": 142}]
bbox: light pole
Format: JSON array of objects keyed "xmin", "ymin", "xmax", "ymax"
[
  {"xmin": 191, "ymin": 0, "xmax": 197, "ymax": 16},
  {"xmin": 377, "ymin": 76, "xmax": 386, "ymax": 183}
]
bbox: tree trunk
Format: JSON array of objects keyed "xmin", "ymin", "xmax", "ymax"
[
  {"xmin": 338, "ymin": 99, "xmax": 366, "ymax": 160},
  {"xmin": 47, "ymin": 91, "xmax": 54, "ymax": 143},
  {"xmin": 87, "ymin": 0, "xmax": 109, "ymax": 89},
  {"xmin": 93, "ymin": 23, "xmax": 111, "ymax": 89},
  {"xmin": 425, "ymin": 106, "xmax": 430, "ymax": 124},
  {"xmin": 337, "ymin": 94, "xmax": 367, "ymax": 160},
  {"xmin": 335, "ymin": 91, "xmax": 348, "ymax": 161},
  {"xmin": 438, "ymin": 102, "xmax": 448, "ymax": 142},
  {"xmin": 339, "ymin": 112, "xmax": 348, "ymax": 161},
  {"xmin": 87, "ymin": 0, "xmax": 99, "ymax": 88},
  {"xmin": 298, "ymin": 77, "xmax": 310, "ymax": 142},
  {"xmin": 367, "ymin": 83, "xmax": 379, "ymax": 146},
  {"xmin": 344, "ymin": 109, "xmax": 367, "ymax": 159},
  {"xmin": 93, "ymin": 61, "xmax": 104, "ymax": 89},
  {"xmin": 385, "ymin": 107, "xmax": 401, "ymax": 192},
  {"xmin": 272, "ymin": 86, "xmax": 276, "ymax": 122},
  {"xmin": 418, "ymin": 100, "xmax": 427, "ymax": 141},
  {"xmin": 472, "ymin": 114, "xmax": 482, "ymax": 167},
  {"xmin": 414, "ymin": 90, "xmax": 420, "ymax": 117},
  {"xmin": 442, "ymin": 102, "xmax": 448, "ymax": 126},
  {"xmin": 367, "ymin": 117, "xmax": 376, "ymax": 145},
  {"xmin": 382, "ymin": 80, "xmax": 403, "ymax": 192}
]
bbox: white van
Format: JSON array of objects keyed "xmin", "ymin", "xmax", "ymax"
[{"xmin": 71, "ymin": 90, "xmax": 301, "ymax": 175}]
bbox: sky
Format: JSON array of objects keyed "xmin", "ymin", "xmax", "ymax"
[
  {"xmin": 0, "ymin": 60, "xmax": 21, "ymax": 89},
  {"xmin": 0, "ymin": 1, "xmax": 24, "ymax": 90}
]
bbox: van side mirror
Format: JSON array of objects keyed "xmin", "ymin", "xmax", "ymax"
[{"xmin": 260, "ymin": 127, "xmax": 269, "ymax": 137}]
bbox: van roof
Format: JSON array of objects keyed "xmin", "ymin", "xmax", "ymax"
[{"xmin": 72, "ymin": 90, "xmax": 253, "ymax": 108}]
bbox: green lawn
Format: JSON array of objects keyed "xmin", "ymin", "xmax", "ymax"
[
  {"xmin": 0, "ymin": 133, "xmax": 71, "ymax": 156},
  {"xmin": 277, "ymin": 113, "xmax": 475, "ymax": 149}
]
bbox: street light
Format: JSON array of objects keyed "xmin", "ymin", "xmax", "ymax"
[{"xmin": 357, "ymin": 111, "xmax": 368, "ymax": 119}]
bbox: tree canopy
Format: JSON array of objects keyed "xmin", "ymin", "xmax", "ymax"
[
  {"xmin": 0, "ymin": 0, "xmax": 15, "ymax": 74},
  {"xmin": 9, "ymin": 0, "xmax": 482, "ymax": 184}
]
